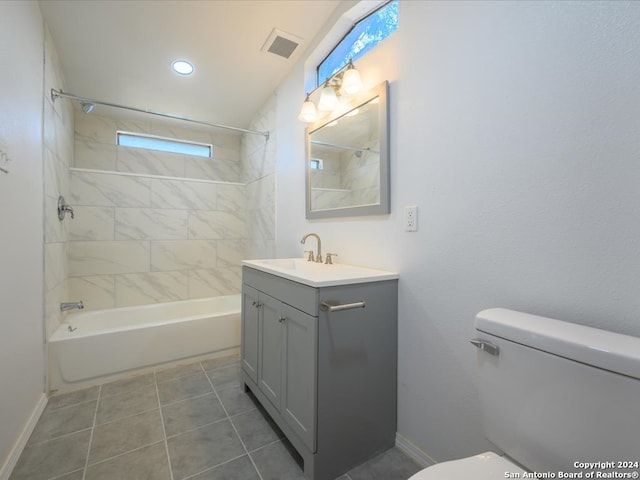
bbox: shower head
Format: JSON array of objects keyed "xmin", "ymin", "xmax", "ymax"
[{"xmin": 81, "ymin": 102, "xmax": 95, "ymax": 114}]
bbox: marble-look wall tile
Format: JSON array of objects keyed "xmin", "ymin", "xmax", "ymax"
[
  {"xmin": 188, "ymin": 211, "xmax": 246, "ymax": 240},
  {"xmin": 184, "ymin": 157, "xmax": 240, "ymax": 183},
  {"xmin": 188, "ymin": 267, "xmax": 242, "ymax": 298},
  {"xmin": 74, "ymin": 140, "xmax": 117, "ymax": 171},
  {"xmin": 216, "ymin": 239, "xmax": 248, "ymax": 269},
  {"xmin": 151, "ymin": 240, "xmax": 217, "ymax": 271},
  {"xmin": 247, "ymin": 207, "xmax": 275, "ymax": 244},
  {"xmin": 69, "ymin": 241, "xmax": 150, "ymax": 275},
  {"xmin": 117, "ymin": 147, "xmax": 186, "ymax": 178},
  {"xmin": 44, "ymin": 147, "xmax": 68, "ymax": 199},
  {"xmin": 115, "ymin": 208, "xmax": 188, "ymax": 240},
  {"xmin": 44, "ymin": 242, "xmax": 67, "ymax": 293},
  {"xmin": 70, "ymin": 171, "xmax": 150, "ymax": 207},
  {"xmin": 68, "ymin": 275, "xmax": 116, "ymax": 311},
  {"xmin": 45, "ymin": 280, "xmax": 68, "ymax": 339},
  {"xmin": 246, "ymin": 174, "xmax": 275, "ymax": 208},
  {"xmin": 115, "ymin": 271, "xmax": 188, "ymax": 307},
  {"xmin": 67, "ymin": 111, "xmax": 255, "ymax": 310},
  {"xmin": 150, "ymin": 179, "xmax": 217, "ymax": 210},
  {"xmin": 74, "ymin": 114, "xmax": 117, "ymax": 144},
  {"xmin": 69, "ymin": 206, "xmax": 115, "ymax": 241},
  {"xmin": 217, "ymin": 184, "xmax": 246, "ymax": 214}
]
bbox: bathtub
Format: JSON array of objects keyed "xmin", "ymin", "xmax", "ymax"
[{"xmin": 48, "ymin": 295, "xmax": 241, "ymax": 393}]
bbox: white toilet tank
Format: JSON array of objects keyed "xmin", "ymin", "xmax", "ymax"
[{"xmin": 474, "ymin": 308, "xmax": 640, "ymax": 473}]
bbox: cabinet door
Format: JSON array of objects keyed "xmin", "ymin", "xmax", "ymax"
[
  {"xmin": 258, "ymin": 293, "xmax": 283, "ymax": 410},
  {"xmin": 241, "ymin": 285, "xmax": 259, "ymax": 383},
  {"xmin": 282, "ymin": 304, "xmax": 317, "ymax": 451}
]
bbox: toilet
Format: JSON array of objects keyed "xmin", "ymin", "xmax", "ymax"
[{"xmin": 410, "ymin": 308, "xmax": 640, "ymax": 479}]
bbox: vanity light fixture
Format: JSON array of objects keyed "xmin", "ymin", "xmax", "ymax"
[
  {"xmin": 297, "ymin": 59, "xmax": 363, "ymax": 123},
  {"xmin": 171, "ymin": 59, "xmax": 194, "ymax": 76}
]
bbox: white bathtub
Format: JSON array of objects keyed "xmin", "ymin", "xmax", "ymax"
[{"xmin": 48, "ymin": 295, "xmax": 241, "ymax": 393}]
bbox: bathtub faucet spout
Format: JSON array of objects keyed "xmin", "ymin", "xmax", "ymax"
[{"xmin": 61, "ymin": 301, "xmax": 84, "ymax": 312}]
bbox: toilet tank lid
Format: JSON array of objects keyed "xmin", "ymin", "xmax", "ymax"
[{"xmin": 476, "ymin": 308, "xmax": 640, "ymax": 380}]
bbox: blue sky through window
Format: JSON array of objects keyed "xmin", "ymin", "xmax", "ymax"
[{"xmin": 317, "ymin": 1, "xmax": 398, "ymax": 86}]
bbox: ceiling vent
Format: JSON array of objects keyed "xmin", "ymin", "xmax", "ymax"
[{"xmin": 261, "ymin": 28, "xmax": 303, "ymax": 59}]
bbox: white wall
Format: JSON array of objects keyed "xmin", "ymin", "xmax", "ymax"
[
  {"xmin": 275, "ymin": 0, "xmax": 640, "ymax": 462},
  {"xmin": 0, "ymin": 0, "xmax": 45, "ymax": 471}
]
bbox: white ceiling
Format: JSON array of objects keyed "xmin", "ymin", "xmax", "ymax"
[{"xmin": 39, "ymin": 0, "xmax": 341, "ymax": 129}]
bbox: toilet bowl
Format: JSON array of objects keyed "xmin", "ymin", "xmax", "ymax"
[
  {"xmin": 409, "ymin": 308, "xmax": 640, "ymax": 478},
  {"xmin": 409, "ymin": 452, "xmax": 525, "ymax": 479}
]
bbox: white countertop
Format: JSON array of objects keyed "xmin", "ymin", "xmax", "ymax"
[{"xmin": 242, "ymin": 258, "xmax": 398, "ymax": 287}]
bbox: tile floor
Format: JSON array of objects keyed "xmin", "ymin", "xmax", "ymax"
[{"xmin": 10, "ymin": 353, "xmax": 421, "ymax": 480}]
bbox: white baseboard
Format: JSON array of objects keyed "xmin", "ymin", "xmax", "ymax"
[
  {"xmin": 0, "ymin": 393, "xmax": 48, "ymax": 480},
  {"xmin": 395, "ymin": 432, "xmax": 437, "ymax": 468}
]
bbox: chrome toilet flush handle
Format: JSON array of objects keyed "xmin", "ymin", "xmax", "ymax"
[{"xmin": 470, "ymin": 338, "xmax": 500, "ymax": 356}]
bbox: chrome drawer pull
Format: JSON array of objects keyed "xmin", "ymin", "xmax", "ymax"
[{"xmin": 320, "ymin": 301, "xmax": 366, "ymax": 312}]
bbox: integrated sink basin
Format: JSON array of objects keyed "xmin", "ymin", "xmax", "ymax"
[{"xmin": 242, "ymin": 258, "xmax": 398, "ymax": 287}]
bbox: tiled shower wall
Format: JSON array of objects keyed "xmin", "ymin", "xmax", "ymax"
[
  {"xmin": 43, "ymin": 25, "xmax": 74, "ymax": 339},
  {"xmin": 242, "ymin": 94, "xmax": 276, "ymax": 259},
  {"xmin": 68, "ymin": 115, "xmax": 248, "ymax": 310}
]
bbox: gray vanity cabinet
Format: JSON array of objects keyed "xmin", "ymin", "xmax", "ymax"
[{"xmin": 241, "ymin": 265, "xmax": 398, "ymax": 480}]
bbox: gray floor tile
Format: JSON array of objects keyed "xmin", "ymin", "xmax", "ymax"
[
  {"xmin": 88, "ymin": 409, "xmax": 164, "ymax": 464},
  {"xmin": 52, "ymin": 469, "xmax": 84, "ymax": 480},
  {"xmin": 189, "ymin": 455, "xmax": 260, "ymax": 480},
  {"xmin": 167, "ymin": 419, "xmax": 245, "ymax": 480},
  {"xmin": 201, "ymin": 353, "xmax": 240, "ymax": 372},
  {"xmin": 217, "ymin": 386, "xmax": 259, "ymax": 417},
  {"xmin": 231, "ymin": 408, "xmax": 283, "ymax": 452},
  {"xmin": 95, "ymin": 383, "xmax": 158, "ymax": 425},
  {"xmin": 28, "ymin": 400, "xmax": 96, "ymax": 444},
  {"xmin": 47, "ymin": 386, "xmax": 99, "ymax": 411},
  {"xmin": 85, "ymin": 442, "xmax": 170, "ymax": 480},
  {"xmin": 100, "ymin": 373, "xmax": 155, "ymax": 398},
  {"xmin": 162, "ymin": 392, "xmax": 226, "ymax": 437},
  {"xmin": 156, "ymin": 362, "xmax": 204, "ymax": 383},
  {"xmin": 157, "ymin": 371, "xmax": 214, "ymax": 405},
  {"xmin": 250, "ymin": 440, "xmax": 305, "ymax": 480},
  {"xmin": 346, "ymin": 447, "xmax": 422, "ymax": 480},
  {"xmin": 10, "ymin": 430, "xmax": 90, "ymax": 480},
  {"xmin": 207, "ymin": 364, "xmax": 242, "ymax": 391}
]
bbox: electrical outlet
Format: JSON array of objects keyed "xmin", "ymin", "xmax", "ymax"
[{"xmin": 405, "ymin": 205, "xmax": 418, "ymax": 232}]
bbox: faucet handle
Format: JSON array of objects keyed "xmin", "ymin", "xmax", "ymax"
[
  {"xmin": 304, "ymin": 250, "xmax": 315, "ymax": 262},
  {"xmin": 325, "ymin": 253, "xmax": 338, "ymax": 264}
]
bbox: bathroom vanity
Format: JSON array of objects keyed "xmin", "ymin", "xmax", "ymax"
[{"xmin": 241, "ymin": 259, "xmax": 398, "ymax": 480}]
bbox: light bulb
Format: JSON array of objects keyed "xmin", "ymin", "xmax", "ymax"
[
  {"xmin": 297, "ymin": 95, "xmax": 317, "ymax": 123},
  {"xmin": 341, "ymin": 65, "xmax": 362, "ymax": 95},
  {"xmin": 318, "ymin": 84, "xmax": 338, "ymax": 111}
]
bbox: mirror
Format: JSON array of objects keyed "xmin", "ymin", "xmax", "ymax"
[{"xmin": 306, "ymin": 81, "xmax": 389, "ymax": 219}]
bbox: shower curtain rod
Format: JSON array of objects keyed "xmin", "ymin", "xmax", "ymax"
[{"xmin": 50, "ymin": 89, "xmax": 270, "ymax": 139}]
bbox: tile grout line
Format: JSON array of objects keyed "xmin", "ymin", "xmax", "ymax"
[
  {"xmin": 200, "ymin": 362, "xmax": 265, "ymax": 480},
  {"xmin": 154, "ymin": 372, "xmax": 176, "ymax": 480},
  {"xmin": 81, "ymin": 384, "xmax": 101, "ymax": 480}
]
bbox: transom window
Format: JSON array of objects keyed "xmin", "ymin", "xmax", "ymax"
[
  {"xmin": 317, "ymin": 0, "xmax": 398, "ymax": 87},
  {"xmin": 117, "ymin": 131, "xmax": 212, "ymax": 158}
]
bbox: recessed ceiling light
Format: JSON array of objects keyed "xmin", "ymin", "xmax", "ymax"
[{"xmin": 171, "ymin": 60, "xmax": 194, "ymax": 76}]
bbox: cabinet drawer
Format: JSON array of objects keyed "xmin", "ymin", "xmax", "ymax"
[{"xmin": 243, "ymin": 266, "xmax": 318, "ymax": 315}]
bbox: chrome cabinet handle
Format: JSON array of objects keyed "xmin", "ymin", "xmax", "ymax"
[
  {"xmin": 278, "ymin": 316, "xmax": 286, "ymax": 323},
  {"xmin": 320, "ymin": 301, "xmax": 366, "ymax": 312},
  {"xmin": 470, "ymin": 338, "xmax": 500, "ymax": 356}
]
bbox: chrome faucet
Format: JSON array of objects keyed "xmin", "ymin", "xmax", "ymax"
[
  {"xmin": 60, "ymin": 301, "xmax": 84, "ymax": 312},
  {"xmin": 301, "ymin": 233, "xmax": 322, "ymax": 263}
]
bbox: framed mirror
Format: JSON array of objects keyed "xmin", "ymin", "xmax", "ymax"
[{"xmin": 305, "ymin": 81, "xmax": 389, "ymax": 219}]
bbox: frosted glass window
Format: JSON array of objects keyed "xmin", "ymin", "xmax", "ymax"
[
  {"xmin": 117, "ymin": 131, "xmax": 212, "ymax": 158},
  {"xmin": 317, "ymin": 0, "xmax": 398, "ymax": 86}
]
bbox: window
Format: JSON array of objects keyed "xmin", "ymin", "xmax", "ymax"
[
  {"xmin": 310, "ymin": 158, "xmax": 324, "ymax": 170},
  {"xmin": 317, "ymin": 0, "xmax": 398, "ymax": 86},
  {"xmin": 117, "ymin": 131, "xmax": 212, "ymax": 158}
]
